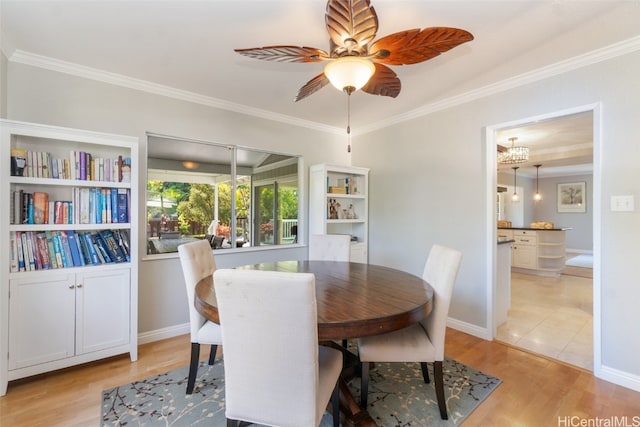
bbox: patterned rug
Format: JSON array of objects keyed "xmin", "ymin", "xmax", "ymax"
[{"xmin": 102, "ymin": 357, "xmax": 500, "ymax": 426}]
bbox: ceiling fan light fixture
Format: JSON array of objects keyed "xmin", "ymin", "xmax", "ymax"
[{"xmin": 324, "ymin": 56, "xmax": 375, "ymax": 92}]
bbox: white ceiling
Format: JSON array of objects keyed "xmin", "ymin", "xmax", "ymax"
[{"xmin": 1, "ymin": 0, "xmax": 639, "ymax": 172}]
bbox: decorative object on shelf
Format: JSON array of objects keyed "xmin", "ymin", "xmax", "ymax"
[
  {"xmin": 530, "ymin": 221, "xmax": 554, "ymax": 229},
  {"xmin": 557, "ymin": 181, "xmax": 586, "ymax": 213},
  {"xmin": 10, "ymin": 148, "xmax": 27, "ymax": 176},
  {"xmin": 498, "ymin": 137, "xmax": 529, "ymax": 164},
  {"xmin": 533, "ymin": 164, "xmax": 542, "ymax": 201},
  {"xmin": 328, "ymin": 198, "xmax": 340, "ymax": 220},
  {"xmin": 511, "ymin": 166, "xmax": 520, "ymax": 202}
]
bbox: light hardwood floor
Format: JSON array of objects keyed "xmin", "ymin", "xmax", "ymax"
[{"xmin": 1, "ymin": 330, "xmax": 639, "ymax": 427}]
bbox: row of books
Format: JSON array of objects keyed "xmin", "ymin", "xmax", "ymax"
[
  {"xmin": 12, "ymin": 149, "xmax": 131, "ymax": 183},
  {"xmin": 10, "ymin": 188, "xmax": 129, "ymax": 225},
  {"xmin": 326, "ymin": 176, "xmax": 360, "ymax": 195},
  {"xmin": 9, "ymin": 229, "xmax": 131, "ymax": 272}
]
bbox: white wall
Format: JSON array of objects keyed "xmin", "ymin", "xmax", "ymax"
[
  {"xmin": 5, "ymin": 47, "xmax": 640, "ymax": 390},
  {"xmin": 353, "ymin": 49, "xmax": 640, "ymax": 383},
  {"xmin": 0, "ymin": 51, "xmax": 7, "ymax": 118},
  {"xmin": 534, "ymin": 174, "xmax": 593, "ymax": 251},
  {"xmin": 5, "ymin": 63, "xmax": 350, "ymax": 334}
]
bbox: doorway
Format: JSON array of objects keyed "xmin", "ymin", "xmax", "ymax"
[{"xmin": 486, "ymin": 104, "xmax": 601, "ymax": 371}]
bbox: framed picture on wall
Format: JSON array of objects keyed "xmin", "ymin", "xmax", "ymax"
[{"xmin": 557, "ymin": 181, "xmax": 586, "ymax": 213}]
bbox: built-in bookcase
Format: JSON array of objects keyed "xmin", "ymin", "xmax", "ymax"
[
  {"xmin": 0, "ymin": 120, "xmax": 139, "ymax": 395},
  {"xmin": 309, "ymin": 163, "xmax": 369, "ymax": 263}
]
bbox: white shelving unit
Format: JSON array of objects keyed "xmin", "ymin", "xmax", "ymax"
[
  {"xmin": 309, "ymin": 163, "xmax": 369, "ymax": 263},
  {"xmin": 0, "ymin": 120, "xmax": 139, "ymax": 395}
]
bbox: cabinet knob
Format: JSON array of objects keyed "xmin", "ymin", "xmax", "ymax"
[
  {"xmin": 68, "ymin": 284, "xmax": 75, "ymax": 289},
  {"xmin": 76, "ymin": 283, "xmax": 83, "ymax": 288}
]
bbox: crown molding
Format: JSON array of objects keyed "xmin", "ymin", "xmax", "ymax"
[
  {"xmin": 357, "ymin": 35, "xmax": 640, "ymax": 135},
  {"xmin": 7, "ymin": 35, "xmax": 640, "ymax": 137},
  {"xmin": 8, "ymin": 49, "xmax": 342, "ymax": 135}
]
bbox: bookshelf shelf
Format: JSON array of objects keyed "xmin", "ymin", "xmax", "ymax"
[
  {"xmin": 9, "ymin": 176, "xmax": 131, "ymax": 188},
  {"xmin": 1, "ymin": 120, "xmax": 139, "ymax": 396}
]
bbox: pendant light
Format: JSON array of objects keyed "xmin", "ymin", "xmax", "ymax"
[
  {"xmin": 533, "ymin": 164, "xmax": 542, "ymax": 201},
  {"xmin": 511, "ymin": 166, "xmax": 520, "ymax": 202}
]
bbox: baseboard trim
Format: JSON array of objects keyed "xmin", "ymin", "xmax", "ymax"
[
  {"xmin": 138, "ymin": 323, "xmax": 189, "ymax": 345},
  {"xmin": 596, "ymin": 365, "xmax": 640, "ymax": 393},
  {"xmin": 447, "ymin": 318, "xmax": 491, "ymax": 340}
]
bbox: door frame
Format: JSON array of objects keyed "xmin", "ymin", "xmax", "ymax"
[{"xmin": 484, "ymin": 102, "xmax": 601, "ymax": 372}]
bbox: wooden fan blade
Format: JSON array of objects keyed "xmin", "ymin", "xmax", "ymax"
[
  {"xmin": 234, "ymin": 46, "xmax": 329, "ymax": 63},
  {"xmin": 325, "ymin": 0, "xmax": 378, "ymax": 55},
  {"xmin": 370, "ymin": 27, "xmax": 474, "ymax": 66},
  {"xmin": 295, "ymin": 73, "xmax": 331, "ymax": 102},
  {"xmin": 361, "ymin": 63, "xmax": 401, "ymax": 98}
]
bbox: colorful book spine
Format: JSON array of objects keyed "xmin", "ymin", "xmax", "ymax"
[
  {"xmin": 110, "ymin": 188, "xmax": 118, "ymax": 223},
  {"xmin": 66, "ymin": 230, "xmax": 84, "ymax": 267},
  {"xmin": 51, "ymin": 231, "xmax": 64, "ymax": 268},
  {"xmin": 45, "ymin": 231, "xmax": 59, "ymax": 269},
  {"xmin": 82, "ymin": 232, "xmax": 100, "ymax": 265},
  {"xmin": 117, "ymin": 189, "xmax": 128, "ymax": 223},
  {"xmin": 9, "ymin": 232, "xmax": 19, "ymax": 272},
  {"xmin": 15, "ymin": 231, "xmax": 25, "ymax": 271},
  {"xmin": 35, "ymin": 232, "xmax": 52, "ymax": 270},
  {"xmin": 59, "ymin": 231, "xmax": 74, "ymax": 268},
  {"xmin": 91, "ymin": 232, "xmax": 112, "ymax": 263},
  {"xmin": 99, "ymin": 229, "xmax": 126, "ymax": 263},
  {"xmin": 33, "ymin": 191, "xmax": 48, "ymax": 224}
]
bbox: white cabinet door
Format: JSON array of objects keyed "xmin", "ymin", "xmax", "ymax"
[
  {"xmin": 8, "ymin": 273, "xmax": 76, "ymax": 370},
  {"xmin": 76, "ymin": 268, "xmax": 130, "ymax": 355},
  {"xmin": 512, "ymin": 245, "xmax": 537, "ymax": 269},
  {"xmin": 350, "ymin": 242, "xmax": 367, "ymax": 264}
]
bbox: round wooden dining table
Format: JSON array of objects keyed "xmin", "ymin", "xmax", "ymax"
[
  {"xmin": 194, "ymin": 260, "xmax": 434, "ymax": 341},
  {"xmin": 194, "ymin": 260, "xmax": 433, "ymax": 427}
]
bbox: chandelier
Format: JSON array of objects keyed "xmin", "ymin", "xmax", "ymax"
[{"xmin": 498, "ymin": 137, "xmax": 529, "ymax": 164}]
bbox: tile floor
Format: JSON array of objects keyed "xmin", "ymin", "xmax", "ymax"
[{"xmin": 496, "ymin": 271, "xmax": 593, "ymax": 370}]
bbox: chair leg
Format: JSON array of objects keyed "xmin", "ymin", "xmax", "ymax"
[
  {"xmin": 226, "ymin": 419, "xmax": 238, "ymax": 427},
  {"xmin": 360, "ymin": 361, "xmax": 370, "ymax": 408},
  {"xmin": 331, "ymin": 381, "xmax": 340, "ymax": 427},
  {"xmin": 208, "ymin": 344, "xmax": 218, "ymax": 365},
  {"xmin": 420, "ymin": 361, "xmax": 430, "ymax": 383},
  {"xmin": 186, "ymin": 342, "xmax": 201, "ymax": 394},
  {"xmin": 433, "ymin": 360, "xmax": 448, "ymax": 420}
]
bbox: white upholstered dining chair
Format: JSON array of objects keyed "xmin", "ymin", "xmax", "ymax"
[
  {"xmin": 357, "ymin": 244, "xmax": 462, "ymax": 419},
  {"xmin": 309, "ymin": 234, "xmax": 351, "ymax": 261},
  {"xmin": 214, "ymin": 268, "xmax": 342, "ymax": 427},
  {"xmin": 178, "ymin": 239, "xmax": 222, "ymax": 394}
]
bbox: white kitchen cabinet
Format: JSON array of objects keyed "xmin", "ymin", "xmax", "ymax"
[
  {"xmin": 309, "ymin": 164, "xmax": 369, "ymax": 263},
  {"xmin": 511, "ymin": 230, "xmax": 538, "ymax": 269},
  {"xmin": 503, "ymin": 228, "xmax": 567, "ymax": 276}
]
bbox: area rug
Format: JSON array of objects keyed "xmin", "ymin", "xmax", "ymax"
[
  {"xmin": 565, "ymin": 254, "xmax": 593, "ymax": 268},
  {"xmin": 102, "ymin": 357, "xmax": 500, "ymax": 426}
]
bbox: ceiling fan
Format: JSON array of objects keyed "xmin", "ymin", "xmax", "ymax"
[{"xmin": 234, "ymin": 0, "xmax": 474, "ymax": 101}]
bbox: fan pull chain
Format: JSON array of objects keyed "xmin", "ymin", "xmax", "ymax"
[{"xmin": 346, "ymin": 90, "xmax": 352, "ymax": 153}]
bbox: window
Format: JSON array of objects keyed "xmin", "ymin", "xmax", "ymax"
[{"xmin": 146, "ymin": 134, "xmax": 300, "ymax": 255}]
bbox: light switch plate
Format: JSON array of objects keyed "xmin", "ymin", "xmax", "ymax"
[{"xmin": 611, "ymin": 195, "xmax": 635, "ymax": 212}]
